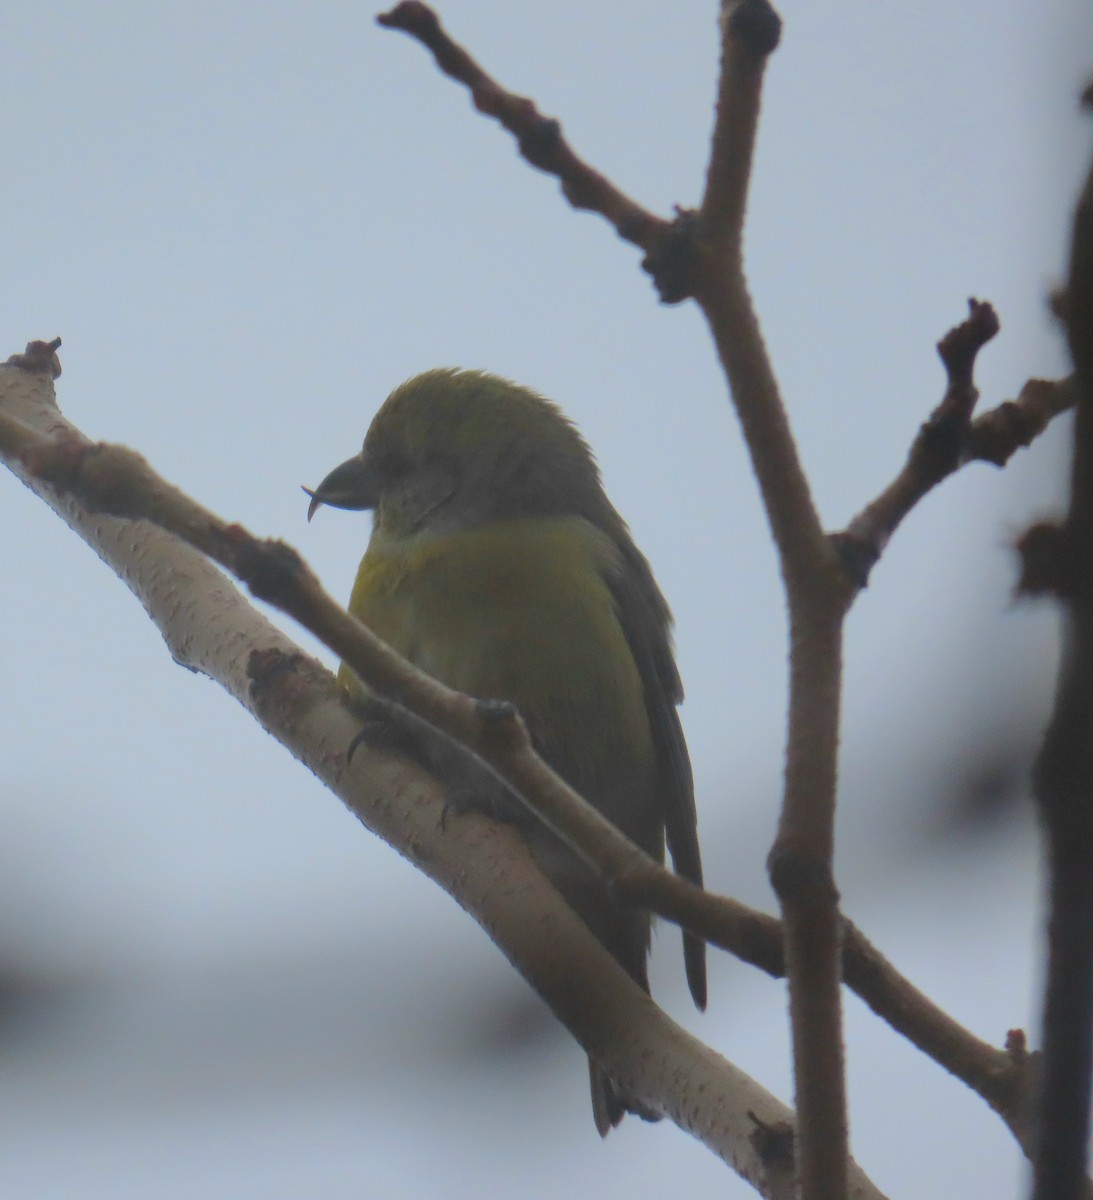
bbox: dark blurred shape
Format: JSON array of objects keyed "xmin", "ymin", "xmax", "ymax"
[
  {"xmin": 0, "ymin": 958, "xmax": 84, "ymax": 1045},
  {"xmin": 927, "ymin": 720, "xmax": 1038, "ymax": 840},
  {"xmin": 455, "ymin": 986, "xmax": 558, "ymax": 1061}
]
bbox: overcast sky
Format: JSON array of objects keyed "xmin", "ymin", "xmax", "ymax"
[{"xmin": 1, "ymin": 2, "xmax": 1091, "ymax": 1198}]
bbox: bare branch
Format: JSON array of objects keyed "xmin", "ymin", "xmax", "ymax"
[
  {"xmin": 1026, "ymin": 91, "xmax": 1093, "ymax": 1200},
  {"xmin": 835, "ymin": 302, "xmax": 1073, "ymax": 592},
  {"xmin": 836, "ymin": 299, "xmax": 1001, "ymax": 586},
  {"xmin": 693, "ymin": 2, "xmax": 828, "ymax": 588},
  {"xmin": 699, "ymin": 0, "xmax": 782, "ymax": 253},
  {"xmin": 841, "ymin": 922, "xmax": 1033, "ymax": 1151},
  {"xmin": 693, "ymin": 7, "xmax": 851, "ymax": 1195},
  {"xmin": 374, "ymin": 2, "xmax": 703, "ymax": 300},
  {"xmin": 0, "ymin": 352, "xmax": 891, "ymax": 1200},
  {"xmin": 966, "ymin": 376, "xmax": 1075, "ymax": 467},
  {"xmin": 3, "ymin": 0, "xmax": 1085, "ymax": 1192},
  {"xmin": 764, "ymin": 606, "xmax": 847, "ymax": 1200}
]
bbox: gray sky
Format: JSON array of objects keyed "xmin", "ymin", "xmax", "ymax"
[{"xmin": 0, "ymin": 2, "xmax": 1089, "ymax": 1197}]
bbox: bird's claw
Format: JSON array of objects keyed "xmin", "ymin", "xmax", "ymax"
[{"xmin": 439, "ymin": 787, "xmax": 482, "ymax": 832}]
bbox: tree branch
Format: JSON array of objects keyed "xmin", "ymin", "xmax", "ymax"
[
  {"xmin": 841, "ymin": 922, "xmax": 1033, "ymax": 1150},
  {"xmin": 698, "ymin": 0, "xmax": 782, "ymax": 254},
  {"xmin": 693, "ymin": 7, "xmax": 852, "ymax": 1195},
  {"xmin": 967, "ymin": 375, "xmax": 1075, "ymax": 467},
  {"xmin": 1024, "ymin": 91, "xmax": 1093, "ymax": 1200},
  {"xmin": 0, "ymin": 350, "xmax": 890, "ymax": 1200},
  {"xmin": 837, "ymin": 298, "xmax": 999, "ymax": 583},
  {"xmin": 375, "ymin": 1, "xmax": 651, "ymax": 238},
  {"xmin": 835, "ymin": 303, "xmax": 1074, "ymax": 591}
]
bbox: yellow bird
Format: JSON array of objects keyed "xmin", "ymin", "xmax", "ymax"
[{"xmin": 307, "ymin": 369, "xmax": 705, "ymax": 1134}]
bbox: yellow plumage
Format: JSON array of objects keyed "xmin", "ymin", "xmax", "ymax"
[{"xmin": 343, "ymin": 517, "xmax": 655, "ymax": 787}]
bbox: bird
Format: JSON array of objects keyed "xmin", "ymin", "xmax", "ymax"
[{"xmin": 305, "ymin": 368, "xmax": 705, "ymax": 1134}]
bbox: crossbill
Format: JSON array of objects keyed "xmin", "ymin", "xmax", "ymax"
[{"xmin": 306, "ymin": 368, "xmax": 705, "ymax": 1134}]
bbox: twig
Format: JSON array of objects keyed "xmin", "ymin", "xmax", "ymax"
[
  {"xmin": 836, "ymin": 308, "xmax": 1074, "ymax": 592},
  {"xmin": 765, "ymin": 603, "xmax": 848, "ymax": 1200},
  {"xmin": 374, "ymin": 2, "xmax": 705, "ymax": 301},
  {"xmin": 645, "ymin": 869, "xmax": 1035, "ymax": 1147},
  {"xmin": 838, "ymin": 332, "xmax": 1072, "ymax": 589},
  {"xmin": 967, "ymin": 376, "xmax": 1075, "ymax": 467},
  {"xmin": 1025, "ymin": 91, "xmax": 1093, "ymax": 1200},
  {"xmin": 841, "ymin": 922, "xmax": 1033, "ymax": 1149},
  {"xmin": 836, "ymin": 299, "xmax": 1001, "ymax": 587},
  {"xmin": 698, "ymin": 0, "xmax": 782, "ymax": 254},
  {"xmin": 693, "ymin": 1, "xmax": 825, "ymax": 588}
]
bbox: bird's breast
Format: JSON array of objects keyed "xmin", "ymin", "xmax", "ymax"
[{"xmin": 345, "ymin": 516, "xmax": 655, "ymax": 785}]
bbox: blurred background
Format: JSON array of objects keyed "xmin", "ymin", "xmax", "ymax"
[{"xmin": 0, "ymin": 1, "xmax": 1088, "ymax": 1196}]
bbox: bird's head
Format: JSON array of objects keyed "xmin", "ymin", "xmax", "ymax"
[{"xmin": 305, "ymin": 368, "xmax": 609, "ymax": 540}]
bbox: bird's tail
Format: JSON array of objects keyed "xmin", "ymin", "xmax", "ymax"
[{"xmin": 589, "ymin": 1059, "xmax": 662, "ymax": 1137}]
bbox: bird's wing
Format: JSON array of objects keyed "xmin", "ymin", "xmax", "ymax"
[{"xmin": 606, "ymin": 537, "xmax": 707, "ymax": 1010}]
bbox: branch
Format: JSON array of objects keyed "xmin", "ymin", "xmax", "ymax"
[
  {"xmin": 1024, "ymin": 91, "xmax": 1093, "ymax": 1200},
  {"xmin": 698, "ymin": 0, "xmax": 782, "ymax": 253},
  {"xmin": 841, "ymin": 922, "xmax": 1033, "ymax": 1150},
  {"xmin": 374, "ymin": 2, "xmax": 712, "ymax": 302},
  {"xmin": 692, "ymin": 2, "xmax": 828, "ymax": 591},
  {"xmin": 967, "ymin": 376, "xmax": 1075, "ymax": 467},
  {"xmin": 837, "ymin": 298, "xmax": 999, "ymax": 585},
  {"xmin": 0, "ymin": 352, "xmax": 891, "ymax": 1200},
  {"xmin": 835, "ymin": 302, "xmax": 1074, "ymax": 589},
  {"xmin": 695, "ymin": 8, "xmax": 851, "ymax": 1197}
]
